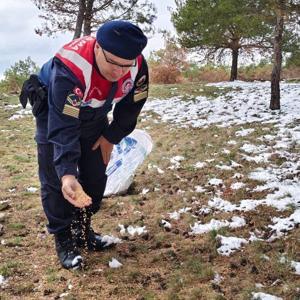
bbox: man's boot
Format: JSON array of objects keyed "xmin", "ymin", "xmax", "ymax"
[
  {"xmin": 54, "ymin": 228, "xmax": 83, "ymax": 269},
  {"xmin": 72, "ymin": 209, "xmax": 114, "ymax": 251}
]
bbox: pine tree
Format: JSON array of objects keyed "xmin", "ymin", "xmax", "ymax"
[
  {"xmin": 32, "ymin": 0, "xmax": 157, "ymax": 39},
  {"xmin": 172, "ymin": 0, "xmax": 273, "ymax": 81}
]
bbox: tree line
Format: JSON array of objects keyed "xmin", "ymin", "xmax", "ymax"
[
  {"xmin": 1, "ymin": 0, "xmax": 299, "ymax": 110},
  {"xmin": 172, "ymin": 0, "xmax": 300, "ymax": 109}
]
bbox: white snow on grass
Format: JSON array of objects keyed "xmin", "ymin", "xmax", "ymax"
[
  {"xmin": 216, "ymin": 235, "xmax": 248, "ymax": 256},
  {"xmin": 190, "ymin": 216, "xmax": 246, "ymax": 235},
  {"xmin": 208, "ymin": 178, "xmax": 223, "ymax": 186},
  {"xmin": 216, "ymin": 164, "xmax": 233, "ymax": 171},
  {"xmin": 109, "ymin": 258, "xmax": 123, "ymax": 268},
  {"xmin": 291, "ymin": 261, "xmax": 300, "ymax": 275},
  {"xmin": 211, "ymin": 273, "xmax": 223, "ymax": 284},
  {"xmin": 141, "ymin": 188, "xmax": 150, "ymax": 195},
  {"xmin": 267, "ymin": 209, "xmax": 300, "ymax": 241},
  {"xmin": 169, "ymin": 155, "xmax": 185, "ymax": 169},
  {"xmin": 240, "ymin": 143, "xmax": 268, "ymax": 154},
  {"xmin": 232, "ymin": 172, "xmax": 244, "ymax": 179},
  {"xmin": 195, "ymin": 185, "xmax": 206, "ymax": 193},
  {"xmin": 194, "ymin": 161, "xmax": 207, "ymax": 169},
  {"xmin": 230, "ymin": 182, "xmax": 245, "ymax": 190},
  {"xmin": 248, "ymin": 168, "xmax": 278, "ymax": 182},
  {"xmin": 26, "ymin": 187, "xmax": 38, "ymax": 193},
  {"xmin": 242, "ymin": 153, "xmax": 272, "ymax": 164},
  {"xmin": 8, "ymin": 108, "xmax": 32, "ymax": 121},
  {"xmin": 148, "ymin": 164, "xmax": 165, "ymax": 174},
  {"xmin": 235, "ymin": 128, "xmax": 255, "ymax": 137},
  {"xmin": 170, "ymin": 156, "xmax": 185, "ymax": 164},
  {"xmin": 145, "ymin": 81, "xmax": 300, "ymax": 131},
  {"xmin": 252, "ymin": 292, "xmax": 283, "ymax": 300},
  {"xmin": 118, "ymin": 225, "xmax": 147, "ymax": 236},
  {"xmin": 168, "ymin": 207, "xmax": 192, "ymax": 220},
  {"xmin": 100, "ymin": 235, "xmax": 122, "ymax": 247},
  {"xmin": 0, "ymin": 275, "xmax": 7, "ymax": 286},
  {"xmin": 161, "ymin": 219, "xmax": 172, "ymax": 229}
]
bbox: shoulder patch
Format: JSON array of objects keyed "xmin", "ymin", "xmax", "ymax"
[
  {"xmin": 73, "ymin": 86, "xmax": 83, "ymax": 98},
  {"xmin": 136, "ymin": 75, "xmax": 147, "ymax": 87},
  {"xmin": 63, "ymin": 91, "xmax": 82, "ymax": 118},
  {"xmin": 122, "ymin": 78, "xmax": 134, "ymax": 94},
  {"xmin": 134, "ymin": 90, "xmax": 148, "ymax": 102}
]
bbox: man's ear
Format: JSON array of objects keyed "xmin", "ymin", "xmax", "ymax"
[{"xmin": 95, "ymin": 43, "xmax": 100, "ymax": 49}]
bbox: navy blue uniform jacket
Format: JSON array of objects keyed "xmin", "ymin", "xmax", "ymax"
[{"xmin": 36, "ymin": 56, "xmax": 149, "ymax": 180}]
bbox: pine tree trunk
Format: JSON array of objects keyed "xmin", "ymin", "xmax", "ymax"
[
  {"xmin": 230, "ymin": 48, "xmax": 239, "ymax": 81},
  {"xmin": 270, "ymin": 6, "xmax": 284, "ymax": 110},
  {"xmin": 73, "ymin": 0, "xmax": 86, "ymax": 39},
  {"xmin": 83, "ymin": 0, "xmax": 94, "ymax": 36}
]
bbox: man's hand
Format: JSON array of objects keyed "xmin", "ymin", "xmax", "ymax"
[
  {"xmin": 61, "ymin": 175, "xmax": 92, "ymax": 208},
  {"xmin": 92, "ymin": 136, "xmax": 113, "ymax": 165}
]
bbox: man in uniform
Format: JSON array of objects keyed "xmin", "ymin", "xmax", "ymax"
[{"xmin": 23, "ymin": 20, "xmax": 148, "ymax": 269}]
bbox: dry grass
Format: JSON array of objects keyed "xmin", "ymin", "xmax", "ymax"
[{"xmin": 0, "ymin": 86, "xmax": 299, "ymax": 299}]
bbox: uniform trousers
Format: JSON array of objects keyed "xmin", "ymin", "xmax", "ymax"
[{"xmin": 37, "ymin": 116, "xmax": 109, "ymax": 234}]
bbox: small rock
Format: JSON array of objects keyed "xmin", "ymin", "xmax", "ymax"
[{"xmin": 0, "ymin": 212, "xmax": 6, "ymax": 222}]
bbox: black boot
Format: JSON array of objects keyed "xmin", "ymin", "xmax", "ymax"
[
  {"xmin": 54, "ymin": 228, "xmax": 83, "ymax": 269},
  {"xmin": 72, "ymin": 209, "xmax": 114, "ymax": 251}
]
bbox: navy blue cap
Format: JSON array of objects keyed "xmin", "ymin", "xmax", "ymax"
[{"xmin": 96, "ymin": 20, "xmax": 147, "ymax": 60}]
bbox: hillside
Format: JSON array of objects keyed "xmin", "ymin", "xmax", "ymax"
[{"xmin": 0, "ymin": 81, "xmax": 299, "ymax": 299}]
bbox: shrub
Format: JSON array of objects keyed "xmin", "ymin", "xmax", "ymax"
[
  {"xmin": 183, "ymin": 63, "xmax": 230, "ymax": 82},
  {"xmin": 0, "ymin": 57, "xmax": 39, "ymax": 94},
  {"xmin": 148, "ymin": 33, "xmax": 188, "ymax": 84}
]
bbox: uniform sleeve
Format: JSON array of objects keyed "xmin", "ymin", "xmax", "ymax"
[
  {"xmin": 102, "ymin": 56, "xmax": 149, "ymax": 144},
  {"xmin": 47, "ymin": 61, "xmax": 83, "ymax": 180}
]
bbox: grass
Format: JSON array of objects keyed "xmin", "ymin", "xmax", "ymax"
[
  {"xmin": 0, "ymin": 85, "xmax": 299, "ymax": 299},
  {"xmin": 7, "ymin": 223, "xmax": 25, "ymax": 230},
  {"xmin": 0, "ymin": 261, "xmax": 21, "ymax": 277},
  {"xmin": 149, "ymin": 82, "xmax": 233, "ymax": 100}
]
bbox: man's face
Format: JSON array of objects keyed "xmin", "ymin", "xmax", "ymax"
[{"xmin": 95, "ymin": 43, "xmax": 136, "ymax": 82}]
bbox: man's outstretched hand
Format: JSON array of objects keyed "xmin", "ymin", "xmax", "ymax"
[
  {"xmin": 61, "ymin": 175, "xmax": 92, "ymax": 208},
  {"xmin": 92, "ymin": 136, "xmax": 113, "ymax": 165}
]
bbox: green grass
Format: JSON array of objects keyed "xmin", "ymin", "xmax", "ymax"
[
  {"xmin": 149, "ymin": 82, "xmax": 233, "ymax": 100},
  {"xmin": 7, "ymin": 223, "xmax": 25, "ymax": 230},
  {"xmin": 0, "ymin": 261, "xmax": 21, "ymax": 277}
]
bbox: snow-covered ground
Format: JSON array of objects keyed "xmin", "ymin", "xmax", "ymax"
[
  {"xmin": 143, "ymin": 81, "xmax": 300, "ymax": 298},
  {"xmin": 2, "ymin": 81, "xmax": 299, "ymax": 298},
  {"xmin": 143, "ymin": 81, "xmax": 299, "ymax": 242}
]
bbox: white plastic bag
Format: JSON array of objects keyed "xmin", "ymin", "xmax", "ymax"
[{"xmin": 104, "ymin": 129, "xmax": 153, "ymax": 197}]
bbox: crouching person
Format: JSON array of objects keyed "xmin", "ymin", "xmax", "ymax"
[{"xmin": 20, "ymin": 20, "xmax": 149, "ymax": 269}]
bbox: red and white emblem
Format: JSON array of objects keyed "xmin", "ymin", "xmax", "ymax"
[
  {"xmin": 73, "ymin": 86, "xmax": 83, "ymax": 98},
  {"xmin": 122, "ymin": 78, "xmax": 134, "ymax": 94}
]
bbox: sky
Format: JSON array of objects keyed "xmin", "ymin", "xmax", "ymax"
[{"xmin": 0, "ymin": 0, "xmax": 176, "ymax": 78}]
